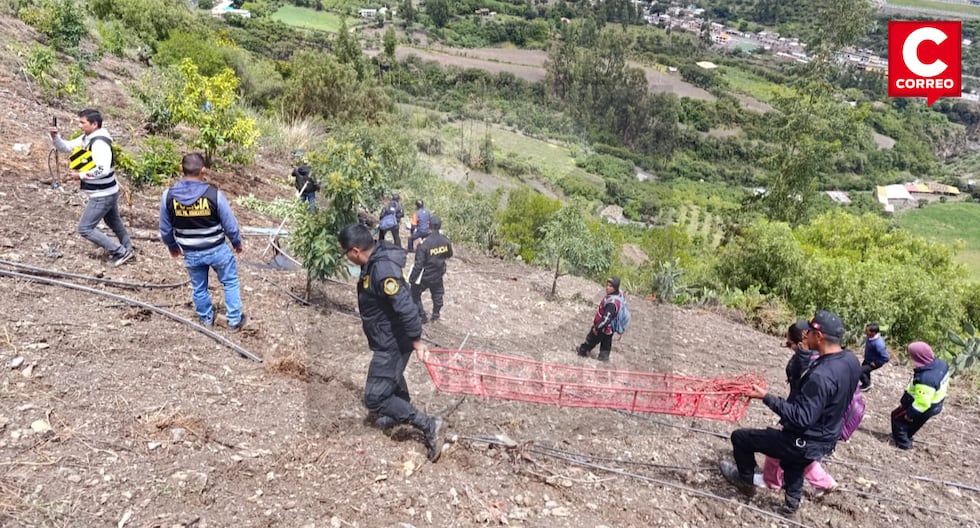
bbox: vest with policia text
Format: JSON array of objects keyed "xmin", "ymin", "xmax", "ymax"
[
  {"xmin": 68, "ymin": 136, "xmax": 117, "ymax": 194},
  {"xmin": 166, "ymin": 186, "xmax": 226, "ymax": 251}
]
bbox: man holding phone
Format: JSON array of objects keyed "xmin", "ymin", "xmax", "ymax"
[{"xmin": 49, "ymin": 108, "xmax": 134, "ymax": 266}]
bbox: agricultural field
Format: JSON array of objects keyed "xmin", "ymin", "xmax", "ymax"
[
  {"xmin": 662, "ymin": 205, "xmax": 724, "ymax": 247},
  {"xmin": 720, "ymin": 66, "xmax": 794, "ymax": 104},
  {"xmin": 898, "ymin": 202, "xmax": 980, "ymax": 279},
  {"xmin": 885, "ymin": 0, "xmax": 980, "ymax": 16},
  {"xmin": 271, "ymin": 4, "xmax": 347, "ymax": 32}
]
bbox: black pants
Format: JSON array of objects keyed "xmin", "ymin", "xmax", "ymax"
[
  {"xmin": 859, "ymin": 361, "xmax": 882, "ymax": 389},
  {"xmin": 412, "ymin": 278, "xmax": 445, "ymax": 319},
  {"xmin": 379, "ymin": 227, "xmax": 400, "ymax": 248},
  {"xmin": 578, "ymin": 328, "xmax": 613, "ymax": 360},
  {"xmin": 891, "ymin": 404, "xmax": 942, "ymax": 449},
  {"xmin": 407, "ymin": 230, "xmax": 428, "ymax": 251},
  {"xmin": 731, "ymin": 428, "xmax": 814, "ymax": 502},
  {"xmin": 363, "ymin": 344, "xmax": 423, "ymax": 426}
]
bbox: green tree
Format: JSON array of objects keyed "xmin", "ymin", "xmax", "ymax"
[
  {"xmin": 400, "ymin": 0, "xmax": 416, "ymax": 26},
  {"xmin": 289, "ymin": 139, "xmax": 385, "ymax": 294},
  {"xmin": 426, "ymin": 0, "xmax": 449, "ymax": 28},
  {"xmin": 167, "ymin": 59, "xmax": 260, "ymax": 165},
  {"xmin": 496, "ymin": 188, "xmax": 561, "ymax": 262},
  {"xmin": 538, "ymin": 206, "xmax": 614, "ymax": 296},
  {"xmin": 334, "ymin": 19, "xmax": 365, "ymax": 80},
  {"xmin": 282, "ymin": 50, "xmax": 358, "ymax": 120},
  {"xmin": 154, "ymin": 31, "xmax": 228, "ymax": 75},
  {"xmin": 383, "ymin": 25, "xmax": 397, "ymax": 58},
  {"xmin": 90, "ymin": 0, "xmax": 196, "ymax": 45}
]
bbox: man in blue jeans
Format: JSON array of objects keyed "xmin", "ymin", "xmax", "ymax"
[
  {"xmin": 49, "ymin": 108, "xmax": 133, "ymax": 266},
  {"xmin": 159, "ymin": 153, "xmax": 247, "ymax": 331}
]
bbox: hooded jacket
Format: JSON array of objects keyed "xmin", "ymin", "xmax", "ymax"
[
  {"xmin": 357, "ymin": 241, "xmax": 422, "ymax": 353},
  {"xmin": 900, "ymin": 358, "xmax": 949, "ymax": 419},
  {"xmin": 159, "ymin": 180, "xmax": 241, "ymax": 252}
]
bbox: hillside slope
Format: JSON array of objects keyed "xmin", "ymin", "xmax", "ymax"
[{"xmin": 1, "ymin": 16, "xmax": 979, "ymax": 528}]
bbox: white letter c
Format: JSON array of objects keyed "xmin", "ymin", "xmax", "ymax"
[{"xmin": 902, "ymin": 27, "xmax": 948, "ymax": 78}]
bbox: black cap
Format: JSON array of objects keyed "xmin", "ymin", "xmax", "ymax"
[
  {"xmin": 392, "ymin": 194, "xmax": 400, "ymax": 201},
  {"xmin": 295, "ymin": 166, "xmax": 310, "ymax": 177},
  {"xmin": 430, "ymin": 215, "xmax": 441, "ymax": 230},
  {"xmin": 416, "ymin": 199, "xmax": 424, "ymax": 208},
  {"xmin": 808, "ymin": 310, "xmax": 845, "ymax": 340},
  {"xmin": 606, "ymin": 277, "xmax": 620, "ymax": 291}
]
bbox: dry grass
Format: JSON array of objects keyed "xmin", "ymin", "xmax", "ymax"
[
  {"xmin": 143, "ymin": 409, "xmax": 207, "ymax": 438},
  {"xmin": 255, "ymin": 113, "xmax": 327, "ymax": 159},
  {"xmin": 266, "ymin": 351, "xmax": 310, "ymax": 382}
]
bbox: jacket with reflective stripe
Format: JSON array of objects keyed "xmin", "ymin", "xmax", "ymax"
[
  {"xmin": 900, "ymin": 358, "xmax": 949, "ymax": 418},
  {"xmin": 166, "ymin": 186, "xmax": 225, "ymax": 251},
  {"xmin": 53, "ymin": 130, "xmax": 118, "ymax": 197}
]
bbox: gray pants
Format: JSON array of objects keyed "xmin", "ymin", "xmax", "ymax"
[{"xmin": 78, "ymin": 193, "xmax": 131, "ymax": 257}]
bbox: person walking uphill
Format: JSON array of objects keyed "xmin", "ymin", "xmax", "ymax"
[
  {"xmin": 720, "ymin": 310, "xmax": 861, "ymax": 516},
  {"xmin": 575, "ymin": 277, "xmax": 623, "ymax": 362},
  {"xmin": 407, "ymin": 200, "xmax": 430, "ymax": 252},
  {"xmin": 339, "ymin": 223, "xmax": 445, "ymax": 462},
  {"xmin": 160, "ymin": 153, "xmax": 247, "ymax": 331},
  {"xmin": 891, "ymin": 342, "xmax": 949, "ymax": 450},
  {"xmin": 49, "ymin": 108, "xmax": 133, "ymax": 266},
  {"xmin": 409, "ymin": 215, "xmax": 453, "ymax": 323},
  {"xmin": 860, "ymin": 323, "xmax": 889, "ymax": 392},
  {"xmin": 378, "ymin": 194, "xmax": 404, "ymax": 248}
]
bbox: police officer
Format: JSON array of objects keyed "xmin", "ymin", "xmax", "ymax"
[
  {"xmin": 409, "ymin": 215, "xmax": 453, "ymax": 323},
  {"xmin": 720, "ymin": 310, "xmax": 861, "ymax": 516},
  {"xmin": 338, "ymin": 223, "xmax": 444, "ymax": 462}
]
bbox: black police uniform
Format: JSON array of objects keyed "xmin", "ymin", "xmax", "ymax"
[
  {"xmin": 731, "ymin": 349, "xmax": 861, "ymax": 507},
  {"xmin": 357, "ymin": 241, "xmax": 430, "ymax": 427},
  {"xmin": 408, "ymin": 229, "xmax": 453, "ymax": 322}
]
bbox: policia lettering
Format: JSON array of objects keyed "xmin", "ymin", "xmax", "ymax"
[{"xmin": 172, "ymin": 197, "xmax": 213, "ymax": 217}]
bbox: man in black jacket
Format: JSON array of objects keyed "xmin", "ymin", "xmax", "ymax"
[
  {"xmin": 339, "ymin": 224, "xmax": 444, "ymax": 462},
  {"xmin": 408, "ymin": 216, "xmax": 453, "ymax": 323},
  {"xmin": 720, "ymin": 309, "xmax": 861, "ymax": 515},
  {"xmin": 293, "ymin": 165, "xmax": 319, "ymax": 212}
]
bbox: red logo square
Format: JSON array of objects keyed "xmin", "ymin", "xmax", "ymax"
[{"xmin": 888, "ymin": 20, "xmax": 961, "ymax": 106}]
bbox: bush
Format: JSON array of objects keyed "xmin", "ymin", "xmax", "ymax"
[
  {"xmin": 19, "ymin": 0, "xmax": 87, "ymax": 52},
  {"xmin": 497, "ymin": 188, "xmax": 561, "ymax": 262}
]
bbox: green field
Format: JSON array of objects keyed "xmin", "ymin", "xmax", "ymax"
[
  {"xmin": 899, "ymin": 202, "xmax": 980, "ymax": 279},
  {"xmin": 721, "ymin": 67, "xmax": 794, "ymax": 104},
  {"xmin": 271, "ymin": 5, "xmax": 346, "ymax": 32},
  {"xmin": 887, "ymin": 0, "xmax": 980, "ymax": 16}
]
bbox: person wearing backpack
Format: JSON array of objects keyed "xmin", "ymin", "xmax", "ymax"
[
  {"xmin": 378, "ymin": 194, "xmax": 404, "ymax": 248},
  {"xmin": 407, "ymin": 200, "xmax": 430, "ymax": 252},
  {"xmin": 49, "ymin": 108, "xmax": 134, "ymax": 266},
  {"xmin": 575, "ymin": 277, "xmax": 626, "ymax": 362}
]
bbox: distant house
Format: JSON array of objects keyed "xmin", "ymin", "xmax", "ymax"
[
  {"xmin": 877, "ymin": 184, "xmax": 914, "ymax": 212},
  {"xmin": 211, "ymin": 0, "xmax": 250, "ymax": 17},
  {"xmin": 358, "ymin": 8, "xmax": 378, "ymax": 18},
  {"xmin": 927, "ymin": 182, "xmax": 960, "ymax": 195}
]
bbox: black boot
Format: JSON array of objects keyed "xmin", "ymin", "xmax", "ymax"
[
  {"xmin": 720, "ymin": 460, "xmax": 756, "ymax": 497},
  {"xmin": 774, "ymin": 494, "xmax": 801, "ymax": 516},
  {"xmin": 431, "ymin": 312, "xmax": 440, "ymax": 321},
  {"xmin": 413, "ymin": 414, "xmax": 444, "ymax": 462},
  {"xmin": 597, "ymin": 351, "xmax": 610, "ymax": 362},
  {"xmin": 576, "ymin": 346, "xmax": 588, "ymax": 357}
]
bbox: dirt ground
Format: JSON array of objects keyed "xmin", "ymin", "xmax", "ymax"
[{"xmin": 2, "ymin": 16, "xmax": 980, "ymax": 528}]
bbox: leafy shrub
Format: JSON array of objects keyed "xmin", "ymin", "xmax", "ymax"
[
  {"xmin": 96, "ymin": 20, "xmax": 134, "ymax": 58},
  {"xmin": 575, "ymin": 153, "xmax": 634, "ymax": 181},
  {"xmin": 496, "ymin": 188, "xmax": 561, "ymax": 263},
  {"xmin": 19, "ymin": 0, "xmax": 87, "ymax": 52},
  {"xmin": 154, "ymin": 31, "xmax": 229, "ymax": 76}
]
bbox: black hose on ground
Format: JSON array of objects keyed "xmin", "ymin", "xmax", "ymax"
[
  {"xmin": 0, "ymin": 268, "xmax": 262, "ymax": 363},
  {"xmin": 0, "ymin": 259, "xmax": 189, "ymax": 290}
]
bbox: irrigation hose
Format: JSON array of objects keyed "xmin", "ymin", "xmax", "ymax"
[
  {"xmin": 0, "ymin": 268, "xmax": 262, "ymax": 363},
  {"xmin": 0, "ymin": 259, "xmax": 190, "ymax": 289}
]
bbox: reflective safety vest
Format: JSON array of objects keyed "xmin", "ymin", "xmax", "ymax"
[{"xmin": 166, "ymin": 185, "xmax": 226, "ymax": 251}]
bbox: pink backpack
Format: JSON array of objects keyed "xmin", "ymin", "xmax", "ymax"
[{"xmin": 839, "ymin": 386, "xmax": 866, "ymax": 441}]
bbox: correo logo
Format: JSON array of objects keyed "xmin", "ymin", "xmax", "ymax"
[{"xmin": 888, "ymin": 21, "xmax": 962, "ymax": 106}]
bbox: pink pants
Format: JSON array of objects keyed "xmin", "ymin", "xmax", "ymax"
[{"xmin": 762, "ymin": 456, "xmax": 836, "ymax": 490}]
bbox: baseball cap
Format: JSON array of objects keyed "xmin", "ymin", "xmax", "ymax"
[
  {"xmin": 430, "ymin": 215, "xmax": 441, "ymax": 230},
  {"xmin": 606, "ymin": 277, "xmax": 621, "ymax": 290},
  {"xmin": 808, "ymin": 310, "xmax": 845, "ymax": 340}
]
